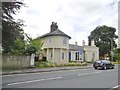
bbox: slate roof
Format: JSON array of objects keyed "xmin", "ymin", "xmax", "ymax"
[
  {"xmin": 39, "ymin": 29, "xmax": 71, "ymax": 39},
  {"xmin": 69, "ymin": 44, "xmax": 83, "ymax": 51}
]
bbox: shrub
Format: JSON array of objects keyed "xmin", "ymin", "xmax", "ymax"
[{"xmin": 35, "ymin": 60, "xmax": 88, "ymax": 68}]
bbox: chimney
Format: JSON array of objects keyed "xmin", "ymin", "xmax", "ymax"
[
  {"xmin": 91, "ymin": 39, "xmax": 95, "ymax": 46},
  {"xmin": 50, "ymin": 22, "xmax": 58, "ymax": 32},
  {"xmin": 75, "ymin": 41, "xmax": 77, "ymax": 45},
  {"xmin": 82, "ymin": 40, "xmax": 85, "ymax": 46}
]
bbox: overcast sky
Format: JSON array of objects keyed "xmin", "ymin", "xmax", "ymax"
[{"xmin": 14, "ymin": 0, "xmax": 119, "ymax": 46}]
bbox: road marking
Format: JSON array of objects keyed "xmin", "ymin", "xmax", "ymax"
[
  {"xmin": 7, "ymin": 79, "xmax": 45, "ymax": 86},
  {"xmin": 78, "ymin": 71, "xmax": 101, "ymax": 76},
  {"xmin": 106, "ymin": 69, "xmax": 118, "ymax": 72},
  {"xmin": 45, "ymin": 77, "xmax": 62, "ymax": 80},
  {"xmin": 70, "ymin": 70, "xmax": 77, "ymax": 71},
  {"xmin": 7, "ymin": 76, "xmax": 62, "ymax": 86},
  {"xmin": 78, "ymin": 69, "xmax": 117, "ymax": 76},
  {"xmin": 112, "ymin": 85, "xmax": 120, "ymax": 89},
  {"xmin": 108, "ymin": 85, "xmax": 120, "ymax": 90}
]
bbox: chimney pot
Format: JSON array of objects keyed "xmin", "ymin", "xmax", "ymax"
[{"xmin": 75, "ymin": 42, "xmax": 77, "ymax": 45}]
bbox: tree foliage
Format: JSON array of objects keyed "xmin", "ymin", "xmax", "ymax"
[
  {"xmin": 2, "ymin": 1, "xmax": 25, "ymax": 53},
  {"xmin": 88, "ymin": 25, "xmax": 118, "ymax": 58},
  {"xmin": 2, "ymin": 1, "xmax": 25, "ymax": 20},
  {"xmin": 12, "ymin": 37, "xmax": 26, "ymax": 54},
  {"xmin": 113, "ymin": 49, "xmax": 120, "ymax": 60},
  {"xmin": 8, "ymin": 34, "xmax": 43, "ymax": 55},
  {"xmin": 2, "ymin": 1, "xmax": 43, "ymax": 55},
  {"xmin": 24, "ymin": 34, "xmax": 43, "ymax": 55}
]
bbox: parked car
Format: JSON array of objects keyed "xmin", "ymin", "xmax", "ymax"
[{"xmin": 93, "ymin": 60, "xmax": 115, "ymax": 70}]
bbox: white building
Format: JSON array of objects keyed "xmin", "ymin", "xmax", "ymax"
[
  {"xmin": 83, "ymin": 39, "xmax": 99, "ymax": 62},
  {"xmin": 39, "ymin": 22, "xmax": 99, "ymax": 64}
]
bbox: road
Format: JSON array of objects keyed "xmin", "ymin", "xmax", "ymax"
[{"xmin": 2, "ymin": 65, "xmax": 119, "ymax": 89}]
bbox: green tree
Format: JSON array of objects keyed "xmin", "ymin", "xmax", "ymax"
[
  {"xmin": 88, "ymin": 25, "xmax": 118, "ymax": 59},
  {"xmin": 24, "ymin": 35, "xmax": 43, "ymax": 55},
  {"xmin": 8, "ymin": 34, "xmax": 43, "ymax": 55},
  {"xmin": 2, "ymin": 1, "xmax": 43, "ymax": 55},
  {"xmin": 2, "ymin": 1, "xmax": 25, "ymax": 53},
  {"xmin": 113, "ymin": 49, "xmax": 120, "ymax": 60},
  {"xmin": 12, "ymin": 37, "xmax": 26, "ymax": 54}
]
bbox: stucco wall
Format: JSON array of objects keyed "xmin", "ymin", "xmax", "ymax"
[
  {"xmin": 83, "ymin": 46, "xmax": 99, "ymax": 61},
  {"xmin": 41, "ymin": 36, "xmax": 69, "ymax": 49},
  {"xmin": 46, "ymin": 48, "xmax": 69, "ymax": 64},
  {"xmin": 54, "ymin": 49, "xmax": 68, "ymax": 64},
  {"xmin": 71, "ymin": 51, "xmax": 75, "ymax": 61}
]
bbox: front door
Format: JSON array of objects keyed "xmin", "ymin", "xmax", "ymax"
[{"xmin": 69, "ymin": 51, "xmax": 71, "ymax": 61}]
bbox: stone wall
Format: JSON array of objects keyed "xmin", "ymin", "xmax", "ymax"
[{"xmin": 2, "ymin": 54, "xmax": 31, "ymax": 69}]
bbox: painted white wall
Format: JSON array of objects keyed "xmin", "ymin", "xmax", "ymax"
[
  {"xmin": 91, "ymin": 39, "xmax": 95, "ymax": 46},
  {"xmin": 83, "ymin": 46, "xmax": 99, "ymax": 61},
  {"xmin": 41, "ymin": 36, "xmax": 69, "ymax": 49},
  {"xmin": 41, "ymin": 35, "xmax": 70, "ymax": 64},
  {"xmin": 46, "ymin": 48, "xmax": 69, "ymax": 64}
]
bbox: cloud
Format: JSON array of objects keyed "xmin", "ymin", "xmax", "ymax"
[{"xmin": 13, "ymin": 0, "xmax": 119, "ymax": 46}]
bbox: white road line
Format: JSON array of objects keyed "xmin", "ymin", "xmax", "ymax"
[
  {"xmin": 45, "ymin": 77, "xmax": 62, "ymax": 80},
  {"xmin": 107, "ymin": 69, "xmax": 117, "ymax": 72},
  {"xmin": 112, "ymin": 85, "xmax": 120, "ymax": 89},
  {"xmin": 7, "ymin": 76, "xmax": 62, "ymax": 86},
  {"xmin": 70, "ymin": 70, "xmax": 76, "ymax": 71},
  {"xmin": 58, "ymin": 71, "xmax": 62, "ymax": 72},
  {"xmin": 78, "ymin": 71, "xmax": 101, "ymax": 76},
  {"xmin": 78, "ymin": 69, "xmax": 117, "ymax": 76},
  {"xmin": 7, "ymin": 79, "xmax": 45, "ymax": 86}
]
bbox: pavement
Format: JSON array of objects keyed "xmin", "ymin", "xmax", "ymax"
[{"xmin": 2, "ymin": 64, "xmax": 93, "ymax": 75}]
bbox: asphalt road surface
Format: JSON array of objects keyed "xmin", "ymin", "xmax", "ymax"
[{"xmin": 2, "ymin": 65, "xmax": 120, "ymax": 89}]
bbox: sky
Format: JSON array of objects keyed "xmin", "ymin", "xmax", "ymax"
[{"xmin": 13, "ymin": 0, "xmax": 119, "ymax": 46}]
